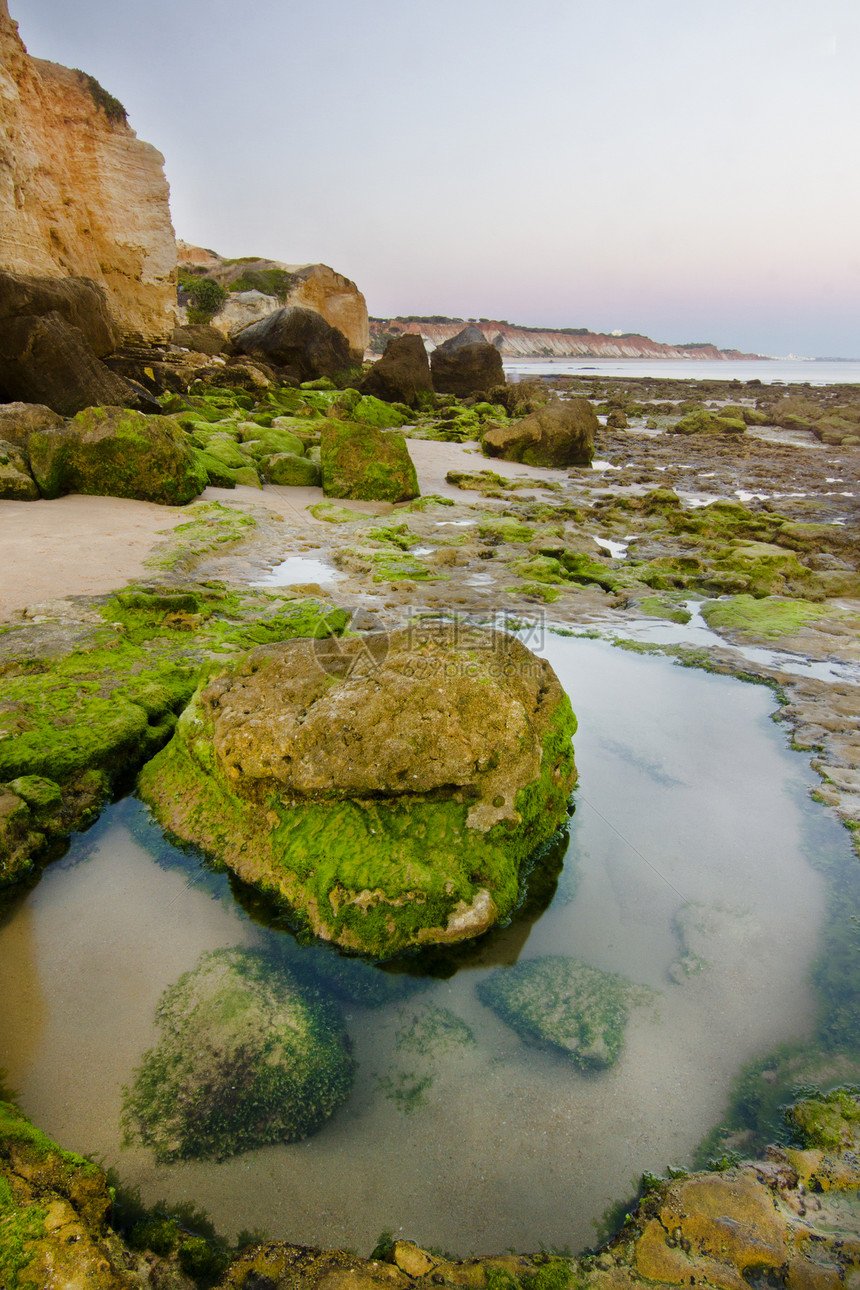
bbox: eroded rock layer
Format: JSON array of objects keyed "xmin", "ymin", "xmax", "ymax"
[{"xmin": 0, "ymin": 3, "xmax": 176, "ymax": 340}]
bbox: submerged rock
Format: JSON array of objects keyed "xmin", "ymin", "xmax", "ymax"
[
  {"xmin": 477, "ymin": 954, "xmax": 653, "ymax": 1069},
  {"xmin": 122, "ymin": 947, "xmax": 355, "ymax": 1162},
  {"xmin": 138, "ymin": 623, "xmax": 578, "ymax": 956},
  {"xmin": 482, "ymin": 397, "xmax": 597, "ymax": 467},
  {"xmin": 320, "ymin": 420, "xmax": 419, "ymax": 502}
]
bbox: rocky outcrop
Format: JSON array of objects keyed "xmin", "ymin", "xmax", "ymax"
[
  {"xmin": 360, "ymin": 333, "xmax": 434, "ymax": 406},
  {"xmin": 321, "ymin": 421, "xmax": 419, "ymax": 502},
  {"xmin": 138, "ymin": 623, "xmax": 578, "ymax": 957},
  {"xmin": 177, "ymin": 242, "xmax": 370, "ymax": 357},
  {"xmin": 29, "ymin": 405, "xmax": 206, "ymax": 503},
  {"xmin": 372, "ymin": 317, "xmax": 764, "ymax": 362},
  {"xmin": 430, "ymin": 325, "xmax": 506, "ymax": 396},
  {"xmin": 231, "ymin": 306, "xmax": 351, "ymax": 382},
  {"xmin": 6, "ymin": 1086, "xmax": 860, "ymax": 1290},
  {"xmin": 482, "ymin": 397, "xmax": 597, "ymax": 466},
  {"xmin": 0, "ymin": 4, "xmax": 176, "ymax": 340},
  {"xmin": 0, "ymin": 295, "xmax": 151, "ymax": 415}
]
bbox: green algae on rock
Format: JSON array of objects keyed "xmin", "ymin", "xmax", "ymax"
[
  {"xmin": 28, "ymin": 405, "xmax": 207, "ymax": 504},
  {"xmin": 138, "ymin": 623, "xmax": 578, "ymax": 957},
  {"xmin": 477, "ymin": 955, "xmax": 653, "ymax": 1070},
  {"xmin": 0, "ymin": 585, "xmax": 349, "ymax": 887},
  {"xmin": 320, "ymin": 420, "xmax": 419, "ymax": 503},
  {"xmin": 122, "ymin": 947, "xmax": 355, "ymax": 1163}
]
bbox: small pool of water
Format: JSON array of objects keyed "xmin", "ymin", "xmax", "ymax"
[
  {"xmin": 0, "ymin": 638, "xmax": 853, "ymax": 1255},
  {"xmin": 595, "ymin": 602, "xmax": 860, "ymax": 685},
  {"xmin": 251, "ymin": 555, "xmax": 346, "ymax": 587}
]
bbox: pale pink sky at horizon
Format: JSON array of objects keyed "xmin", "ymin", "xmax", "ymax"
[{"xmin": 13, "ymin": 0, "xmax": 860, "ymax": 356}]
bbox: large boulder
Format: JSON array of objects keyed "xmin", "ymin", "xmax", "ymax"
[
  {"xmin": 122, "ymin": 947, "xmax": 355, "ymax": 1162},
  {"xmin": 0, "ymin": 311, "xmax": 151, "ymax": 416},
  {"xmin": 28, "ymin": 405, "xmax": 206, "ymax": 503},
  {"xmin": 430, "ymin": 324, "xmax": 505, "ymax": 397},
  {"xmin": 320, "ymin": 420, "xmax": 419, "ymax": 502},
  {"xmin": 138, "ymin": 623, "xmax": 578, "ymax": 957},
  {"xmin": 0, "ymin": 271, "xmax": 120, "ymax": 355},
  {"xmin": 359, "ymin": 333, "xmax": 434, "ymax": 406},
  {"xmin": 231, "ymin": 306, "xmax": 351, "ymax": 382},
  {"xmin": 482, "ymin": 397, "xmax": 597, "ymax": 466}
]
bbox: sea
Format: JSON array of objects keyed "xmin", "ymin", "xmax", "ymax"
[{"xmin": 504, "ymin": 357, "xmax": 860, "ymax": 386}]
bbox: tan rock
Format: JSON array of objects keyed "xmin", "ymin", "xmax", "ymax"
[
  {"xmin": 177, "ymin": 242, "xmax": 370, "ymax": 356},
  {"xmin": 0, "ymin": 3, "xmax": 176, "ymax": 340},
  {"xmin": 289, "ymin": 263, "xmax": 369, "ymax": 358},
  {"xmin": 392, "ymin": 1241, "xmax": 437, "ymax": 1277}
]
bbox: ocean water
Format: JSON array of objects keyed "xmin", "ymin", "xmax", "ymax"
[
  {"xmin": 504, "ymin": 358, "xmax": 860, "ymax": 386},
  {"xmin": 0, "ymin": 638, "xmax": 851, "ymax": 1255}
]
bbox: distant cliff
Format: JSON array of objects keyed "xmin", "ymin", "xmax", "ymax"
[
  {"xmin": 0, "ymin": 0, "xmax": 176, "ymax": 341},
  {"xmin": 370, "ymin": 317, "xmax": 763, "ymax": 361}
]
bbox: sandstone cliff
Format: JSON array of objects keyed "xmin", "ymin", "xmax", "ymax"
[
  {"xmin": 0, "ymin": 1, "xmax": 176, "ymax": 341},
  {"xmin": 372, "ymin": 318, "xmax": 761, "ymax": 362},
  {"xmin": 177, "ymin": 242, "xmax": 369, "ymax": 358}
]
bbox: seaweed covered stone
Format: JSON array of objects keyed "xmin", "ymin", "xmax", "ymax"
[
  {"xmin": 28, "ymin": 405, "xmax": 206, "ymax": 504},
  {"xmin": 138, "ymin": 623, "xmax": 578, "ymax": 956},
  {"xmin": 477, "ymin": 955, "xmax": 653, "ymax": 1069},
  {"xmin": 320, "ymin": 420, "xmax": 419, "ymax": 502},
  {"xmin": 122, "ymin": 947, "xmax": 355, "ymax": 1162}
]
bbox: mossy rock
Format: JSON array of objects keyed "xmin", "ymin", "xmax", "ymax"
[
  {"xmin": 0, "ymin": 440, "xmax": 39, "ymax": 500},
  {"xmin": 28, "ymin": 406, "xmax": 206, "ymax": 505},
  {"xmin": 320, "ymin": 420, "xmax": 419, "ymax": 503},
  {"xmin": 0, "ymin": 587, "xmax": 349, "ymax": 882},
  {"xmin": 121, "ymin": 947, "xmax": 355, "ymax": 1162},
  {"xmin": 261, "ymin": 452, "xmax": 321, "ymax": 487},
  {"xmin": 700, "ymin": 594, "xmax": 830, "ymax": 639},
  {"xmin": 477, "ymin": 955, "xmax": 653, "ymax": 1070},
  {"xmin": 138, "ymin": 624, "xmax": 577, "ymax": 957},
  {"xmin": 0, "ymin": 1098, "xmax": 124, "ymax": 1288},
  {"xmin": 308, "ymin": 499, "xmax": 372, "ymax": 524},
  {"xmin": 347, "ymin": 393, "xmax": 409, "ymax": 429},
  {"xmin": 238, "ymin": 425, "xmax": 306, "ymax": 459},
  {"xmin": 233, "ymin": 465, "xmax": 262, "ymax": 488}
]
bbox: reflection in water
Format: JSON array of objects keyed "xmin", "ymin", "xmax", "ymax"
[{"xmin": 0, "ymin": 638, "xmax": 852, "ymax": 1256}]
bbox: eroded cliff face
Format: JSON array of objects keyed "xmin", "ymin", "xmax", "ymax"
[
  {"xmin": 0, "ymin": 2, "xmax": 176, "ymax": 341},
  {"xmin": 177, "ymin": 242, "xmax": 370, "ymax": 358},
  {"xmin": 374, "ymin": 318, "xmax": 761, "ymax": 361}
]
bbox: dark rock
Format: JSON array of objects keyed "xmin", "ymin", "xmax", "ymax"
[
  {"xmin": 232, "ymin": 306, "xmax": 350, "ymax": 382},
  {"xmin": 430, "ymin": 326, "xmax": 505, "ymax": 397},
  {"xmin": 320, "ymin": 421, "xmax": 419, "ymax": 502},
  {"xmin": 0, "ymin": 312, "xmax": 151, "ymax": 417},
  {"xmin": 482, "ymin": 397, "xmax": 596, "ymax": 466},
  {"xmin": 0, "ymin": 270, "xmax": 120, "ymax": 356},
  {"xmin": 171, "ymin": 323, "xmax": 231, "ymax": 355},
  {"xmin": 359, "ymin": 334, "xmax": 433, "ymax": 406},
  {"xmin": 28, "ymin": 405, "xmax": 206, "ymax": 504}
]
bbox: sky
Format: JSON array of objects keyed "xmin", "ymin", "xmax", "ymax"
[{"xmin": 12, "ymin": 0, "xmax": 860, "ymax": 357}]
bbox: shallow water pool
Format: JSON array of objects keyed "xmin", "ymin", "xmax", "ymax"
[{"xmin": 0, "ymin": 637, "xmax": 851, "ymax": 1255}]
